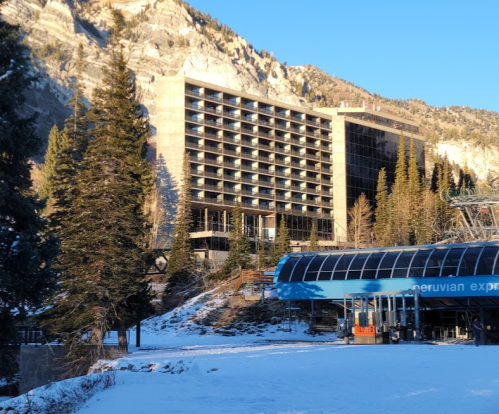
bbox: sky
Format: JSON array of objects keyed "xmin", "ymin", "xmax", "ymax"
[{"xmin": 186, "ymin": 0, "xmax": 499, "ymax": 113}]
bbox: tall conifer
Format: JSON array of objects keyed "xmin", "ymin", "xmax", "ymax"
[
  {"xmin": 167, "ymin": 151, "xmax": 196, "ymax": 285},
  {"xmin": 308, "ymin": 222, "xmax": 320, "ymax": 251},
  {"xmin": 271, "ymin": 215, "xmax": 291, "ymax": 264},
  {"xmin": 407, "ymin": 138, "xmax": 422, "ymax": 244},
  {"xmin": 373, "ymin": 168, "xmax": 391, "ymax": 246},
  {"xmin": 45, "ymin": 11, "xmax": 153, "ymax": 365},
  {"xmin": 224, "ymin": 199, "xmax": 252, "ymax": 275},
  {"xmin": 389, "ymin": 133, "xmax": 410, "ymax": 245},
  {"xmin": 0, "ymin": 11, "xmax": 57, "ymax": 380},
  {"xmin": 348, "ymin": 193, "xmax": 373, "ymax": 248}
]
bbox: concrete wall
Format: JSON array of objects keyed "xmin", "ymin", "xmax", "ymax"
[
  {"xmin": 19, "ymin": 345, "xmax": 66, "ymax": 394},
  {"xmin": 331, "ymin": 116, "xmax": 348, "ymax": 243}
]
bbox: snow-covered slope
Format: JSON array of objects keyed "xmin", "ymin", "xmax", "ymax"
[{"xmin": 3, "ymin": 288, "xmax": 499, "ymax": 414}]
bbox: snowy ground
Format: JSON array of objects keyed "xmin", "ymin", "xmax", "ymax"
[{"xmin": 3, "ymin": 288, "xmax": 499, "ymax": 414}]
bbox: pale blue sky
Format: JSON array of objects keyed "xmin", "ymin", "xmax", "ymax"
[{"xmin": 187, "ymin": 0, "xmax": 499, "ymax": 113}]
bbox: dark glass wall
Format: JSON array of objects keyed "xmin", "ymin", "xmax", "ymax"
[{"xmin": 345, "ymin": 121, "xmax": 425, "ymax": 208}]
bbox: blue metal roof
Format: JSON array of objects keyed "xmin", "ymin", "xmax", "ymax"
[{"xmin": 274, "ymin": 241, "xmax": 499, "ymax": 300}]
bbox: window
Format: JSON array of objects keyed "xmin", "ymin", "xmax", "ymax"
[
  {"xmin": 475, "ymin": 246, "xmax": 499, "ymax": 275},
  {"xmin": 392, "ymin": 251, "xmax": 417, "ymax": 278},
  {"xmin": 440, "ymin": 248, "xmax": 465, "ymax": 277},
  {"xmin": 424, "ymin": 249, "xmax": 448, "ymax": 278},
  {"xmin": 278, "ymin": 257, "xmax": 299, "ymax": 282},
  {"xmin": 458, "ymin": 247, "xmax": 483, "ymax": 276},
  {"xmin": 362, "ymin": 252, "xmax": 385, "ymax": 279},
  {"xmin": 290, "ymin": 256, "xmax": 314, "ymax": 281},
  {"xmin": 332, "ymin": 255, "xmax": 355, "ymax": 280},
  {"xmin": 318, "ymin": 255, "xmax": 342, "ymax": 280},
  {"xmin": 408, "ymin": 249, "xmax": 432, "ymax": 278},
  {"xmin": 304, "ymin": 256, "xmax": 327, "ymax": 281},
  {"xmin": 377, "ymin": 252, "xmax": 401, "ymax": 278},
  {"xmin": 347, "ymin": 253, "xmax": 370, "ymax": 280}
]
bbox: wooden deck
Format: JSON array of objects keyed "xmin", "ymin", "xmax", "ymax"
[{"xmin": 235, "ymin": 270, "xmax": 275, "ymax": 292}]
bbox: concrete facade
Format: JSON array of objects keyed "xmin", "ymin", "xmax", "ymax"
[{"xmin": 154, "ymin": 76, "xmax": 425, "ymax": 252}]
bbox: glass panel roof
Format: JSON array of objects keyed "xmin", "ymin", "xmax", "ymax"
[{"xmin": 275, "ymin": 243, "xmax": 499, "ymax": 283}]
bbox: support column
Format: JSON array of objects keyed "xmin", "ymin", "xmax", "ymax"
[
  {"xmin": 223, "ymin": 210, "xmax": 227, "ymax": 233},
  {"xmin": 415, "ymin": 291, "xmax": 421, "ymax": 341},
  {"xmin": 259, "ymin": 214, "xmax": 263, "ymax": 239},
  {"xmin": 204, "ymin": 207, "xmax": 209, "ymax": 232}
]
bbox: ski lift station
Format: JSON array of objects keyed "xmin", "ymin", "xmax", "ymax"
[{"xmin": 273, "ymin": 241, "xmax": 499, "ymax": 345}]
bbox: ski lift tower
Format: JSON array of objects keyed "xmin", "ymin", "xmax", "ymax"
[{"xmin": 442, "ymin": 188, "xmax": 499, "ymax": 240}]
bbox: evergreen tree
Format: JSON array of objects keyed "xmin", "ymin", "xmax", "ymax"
[
  {"xmin": 48, "ymin": 127, "xmax": 79, "ymax": 230},
  {"xmin": 271, "ymin": 215, "xmax": 291, "ymax": 265},
  {"xmin": 45, "ymin": 11, "xmax": 153, "ymax": 366},
  {"xmin": 373, "ymin": 168, "xmax": 391, "ymax": 246},
  {"xmin": 434, "ymin": 156, "xmax": 456, "ymax": 238},
  {"xmin": 308, "ymin": 222, "xmax": 320, "ymax": 251},
  {"xmin": 65, "ymin": 43, "xmax": 88, "ymax": 158},
  {"xmin": 0, "ymin": 12, "xmax": 57, "ymax": 381},
  {"xmin": 347, "ymin": 193, "xmax": 373, "ymax": 248},
  {"xmin": 389, "ymin": 133, "xmax": 410, "ymax": 245},
  {"xmin": 407, "ymin": 138, "xmax": 422, "ymax": 244},
  {"xmin": 256, "ymin": 239, "xmax": 269, "ymax": 270},
  {"xmin": 415, "ymin": 185, "xmax": 437, "ymax": 245},
  {"xmin": 167, "ymin": 151, "xmax": 196, "ymax": 285},
  {"xmin": 223, "ymin": 199, "xmax": 252, "ymax": 275},
  {"xmin": 39, "ymin": 125, "xmax": 61, "ymax": 202}
]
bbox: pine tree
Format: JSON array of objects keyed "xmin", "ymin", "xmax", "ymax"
[
  {"xmin": 39, "ymin": 125, "xmax": 61, "ymax": 203},
  {"xmin": 434, "ymin": 156, "xmax": 456, "ymax": 238},
  {"xmin": 308, "ymin": 222, "xmax": 320, "ymax": 251},
  {"xmin": 373, "ymin": 168, "xmax": 391, "ymax": 246},
  {"xmin": 407, "ymin": 138, "xmax": 422, "ymax": 244},
  {"xmin": 45, "ymin": 11, "xmax": 153, "ymax": 366},
  {"xmin": 223, "ymin": 199, "xmax": 252, "ymax": 275},
  {"xmin": 65, "ymin": 43, "xmax": 88, "ymax": 158},
  {"xmin": 415, "ymin": 185, "xmax": 437, "ymax": 244},
  {"xmin": 389, "ymin": 133, "xmax": 410, "ymax": 245},
  {"xmin": 0, "ymin": 13, "xmax": 57, "ymax": 381},
  {"xmin": 271, "ymin": 215, "xmax": 291, "ymax": 265},
  {"xmin": 347, "ymin": 193, "xmax": 373, "ymax": 248},
  {"xmin": 167, "ymin": 151, "xmax": 196, "ymax": 285},
  {"xmin": 256, "ymin": 239, "xmax": 269, "ymax": 270}
]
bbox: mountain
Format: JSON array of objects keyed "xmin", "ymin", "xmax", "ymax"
[{"xmin": 2, "ymin": 0, "xmax": 498, "ymax": 184}]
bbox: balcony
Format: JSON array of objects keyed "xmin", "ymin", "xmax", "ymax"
[
  {"xmin": 205, "ymin": 94, "xmax": 222, "ymax": 102},
  {"xmin": 204, "ymin": 170, "xmax": 222, "ymax": 179},
  {"xmin": 224, "ymin": 124, "xmax": 241, "ymax": 132},
  {"xmin": 223, "ymin": 98, "xmax": 240, "ymax": 107},
  {"xmin": 186, "ymin": 102, "xmax": 203, "ymax": 111},
  {"xmin": 186, "ymin": 115, "xmax": 203, "ymax": 124},
  {"xmin": 186, "ymin": 88, "xmax": 203, "ymax": 98},
  {"xmin": 186, "ymin": 141, "xmax": 203, "ymax": 150},
  {"xmin": 224, "ymin": 110, "xmax": 240, "ymax": 120},
  {"xmin": 276, "ymin": 182, "xmax": 290, "ymax": 190},
  {"xmin": 223, "ymin": 174, "xmax": 239, "ymax": 182},
  {"xmin": 204, "ymin": 158, "xmax": 223, "ymax": 166},
  {"xmin": 241, "ymin": 151, "xmax": 258, "ymax": 160},
  {"xmin": 191, "ymin": 169, "xmax": 204, "ymax": 176},
  {"xmin": 205, "ymin": 131, "xmax": 222, "ymax": 140},
  {"xmin": 186, "ymin": 129, "xmax": 204, "ymax": 137},
  {"xmin": 275, "ymin": 147, "xmax": 290, "ymax": 155},
  {"xmin": 205, "ymin": 184, "xmax": 223, "ymax": 192},
  {"xmin": 241, "ymin": 176, "xmax": 258, "ymax": 184},
  {"xmin": 241, "ymin": 164, "xmax": 258, "ymax": 172},
  {"xmin": 223, "ymin": 148, "xmax": 239, "ymax": 157},
  {"xmin": 221, "ymin": 136, "xmax": 239, "ymax": 145}
]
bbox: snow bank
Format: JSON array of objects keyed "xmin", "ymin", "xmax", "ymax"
[{"xmin": 0, "ymin": 372, "xmax": 115, "ymax": 414}]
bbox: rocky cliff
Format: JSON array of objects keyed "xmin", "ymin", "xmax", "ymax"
[{"xmin": 2, "ymin": 0, "xmax": 498, "ymax": 185}]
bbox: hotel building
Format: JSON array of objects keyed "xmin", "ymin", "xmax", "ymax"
[{"xmin": 155, "ymin": 76, "xmax": 425, "ymax": 260}]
